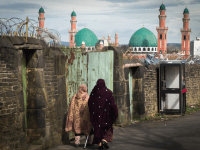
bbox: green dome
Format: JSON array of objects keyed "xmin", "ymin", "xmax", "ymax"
[
  {"xmin": 75, "ymin": 28, "xmax": 98, "ymax": 47},
  {"xmin": 183, "ymin": 8, "xmax": 189, "ymax": 14},
  {"xmin": 129, "ymin": 27, "xmax": 157, "ymax": 47},
  {"xmin": 39, "ymin": 7, "xmax": 44, "ymax": 13},
  {"xmin": 71, "ymin": 11, "xmax": 76, "ymax": 16},
  {"xmin": 160, "ymin": 4, "xmax": 165, "ymax": 10}
]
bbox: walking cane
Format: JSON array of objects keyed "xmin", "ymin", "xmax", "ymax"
[{"xmin": 83, "ymin": 135, "xmax": 89, "ymax": 149}]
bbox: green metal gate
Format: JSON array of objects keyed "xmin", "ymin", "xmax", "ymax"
[
  {"xmin": 64, "ymin": 48, "xmax": 113, "ymax": 140},
  {"xmin": 88, "ymin": 50, "xmax": 113, "ymax": 94}
]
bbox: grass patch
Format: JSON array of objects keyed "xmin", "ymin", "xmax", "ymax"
[{"xmin": 185, "ymin": 104, "xmax": 200, "ymax": 114}]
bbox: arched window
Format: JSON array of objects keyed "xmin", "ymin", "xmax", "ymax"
[
  {"xmin": 139, "ymin": 48, "xmax": 141, "ymax": 51},
  {"xmin": 160, "ymin": 34, "xmax": 162, "ymax": 39},
  {"xmin": 143, "ymin": 48, "xmax": 146, "ymax": 51},
  {"xmin": 152, "ymin": 48, "xmax": 154, "ymax": 51},
  {"xmin": 134, "ymin": 48, "xmax": 137, "ymax": 51},
  {"xmin": 165, "ymin": 34, "xmax": 166, "ymax": 39},
  {"xmin": 148, "ymin": 48, "xmax": 150, "ymax": 51},
  {"xmin": 155, "ymin": 48, "xmax": 157, "ymax": 51},
  {"xmin": 184, "ymin": 35, "xmax": 186, "ymax": 40},
  {"xmin": 71, "ymin": 36, "xmax": 73, "ymax": 40}
]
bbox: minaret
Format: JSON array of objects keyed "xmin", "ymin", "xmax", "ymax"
[
  {"xmin": 156, "ymin": 2, "xmax": 168, "ymax": 56},
  {"xmin": 37, "ymin": 6, "xmax": 45, "ymax": 35},
  {"xmin": 181, "ymin": 6, "xmax": 191, "ymax": 59},
  {"xmin": 115, "ymin": 33, "xmax": 119, "ymax": 47},
  {"xmin": 108, "ymin": 34, "xmax": 111, "ymax": 45},
  {"xmin": 68, "ymin": 10, "xmax": 78, "ymax": 47}
]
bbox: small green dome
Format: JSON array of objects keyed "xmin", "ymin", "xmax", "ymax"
[
  {"xmin": 160, "ymin": 4, "xmax": 165, "ymax": 10},
  {"xmin": 75, "ymin": 28, "xmax": 98, "ymax": 47},
  {"xmin": 183, "ymin": 8, "xmax": 189, "ymax": 14},
  {"xmin": 129, "ymin": 27, "xmax": 157, "ymax": 47},
  {"xmin": 71, "ymin": 11, "xmax": 76, "ymax": 16},
  {"xmin": 39, "ymin": 7, "xmax": 44, "ymax": 13}
]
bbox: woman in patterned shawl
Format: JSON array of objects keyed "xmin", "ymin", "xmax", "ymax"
[
  {"xmin": 88, "ymin": 79, "xmax": 118, "ymax": 149},
  {"xmin": 65, "ymin": 84, "xmax": 92, "ymax": 147}
]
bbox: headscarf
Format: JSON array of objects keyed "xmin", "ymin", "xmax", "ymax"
[{"xmin": 76, "ymin": 84, "xmax": 88, "ymax": 99}]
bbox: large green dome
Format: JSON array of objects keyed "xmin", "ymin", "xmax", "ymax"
[
  {"xmin": 75, "ymin": 28, "xmax": 98, "ymax": 47},
  {"xmin": 129, "ymin": 27, "xmax": 157, "ymax": 47},
  {"xmin": 39, "ymin": 7, "xmax": 44, "ymax": 13},
  {"xmin": 183, "ymin": 8, "xmax": 189, "ymax": 14}
]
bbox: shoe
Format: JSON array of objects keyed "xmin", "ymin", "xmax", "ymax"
[
  {"xmin": 98, "ymin": 145, "xmax": 103, "ymax": 149},
  {"xmin": 75, "ymin": 143, "xmax": 80, "ymax": 147},
  {"xmin": 102, "ymin": 141, "xmax": 109, "ymax": 149}
]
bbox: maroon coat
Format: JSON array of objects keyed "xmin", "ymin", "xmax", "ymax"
[{"xmin": 88, "ymin": 79, "xmax": 118, "ymax": 144}]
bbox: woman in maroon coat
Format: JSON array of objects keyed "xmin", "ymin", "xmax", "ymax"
[{"xmin": 88, "ymin": 79, "xmax": 118, "ymax": 149}]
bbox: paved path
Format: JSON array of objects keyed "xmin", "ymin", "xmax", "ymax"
[{"xmin": 48, "ymin": 111, "xmax": 200, "ymax": 150}]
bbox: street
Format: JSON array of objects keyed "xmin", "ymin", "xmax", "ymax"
[{"xmin": 49, "ymin": 111, "xmax": 200, "ymax": 150}]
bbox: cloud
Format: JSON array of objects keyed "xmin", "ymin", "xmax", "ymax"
[
  {"xmin": 0, "ymin": 3, "xmax": 41, "ymax": 12},
  {"xmin": 98, "ymin": 0, "xmax": 141, "ymax": 3},
  {"xmin": 190, "ymin": 0, "xmax": 200, "ymax": 4}
]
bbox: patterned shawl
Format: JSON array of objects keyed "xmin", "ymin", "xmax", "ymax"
[{"xmin": 65, "ymin": 84, "xmax": 92, "ymax": 136}]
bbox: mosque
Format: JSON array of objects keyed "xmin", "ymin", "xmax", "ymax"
[{"xmin": 36, "ymin": 3, "xmax": 191, "ymax": 59}]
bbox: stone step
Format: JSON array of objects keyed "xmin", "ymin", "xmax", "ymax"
[{"xmin": 28, "ymin": 145, "xmax": 43, "ymax": 150}]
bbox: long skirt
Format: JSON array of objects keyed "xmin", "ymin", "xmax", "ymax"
[{"xmin": 92, "ymin": 126, "xmax": 113, "ymax": 144}]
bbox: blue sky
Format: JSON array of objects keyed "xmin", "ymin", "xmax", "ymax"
[{"xmin": 0, "ymin": 0, "xmax": 200, "ymax": 44}]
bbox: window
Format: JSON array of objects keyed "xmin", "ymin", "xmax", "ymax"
[
  {"xmin": 155, "ymin": 48, "xmax": 157, "ymax": 51},
  {"xmin": 165, "ymin": 34, "xmax": 166, "ymax": 39},
  {"xmin": 152, "ymin": 48, "xmax": 154, "ymax": 51},
  {"xmin": 160, "ymin": 34, "xmax": 162, "ymax": 39},
  {"xmin": 71, "ymin": 36, "xmax": 73, "ymax": 40},
  {"xmin": 134, "ymin": 48, "xmax": 137, "ymax": 51},
  {"xmin": 139, "ymin": 48, "xmax": 141, "ymax": 51},
  {"xmin": 184, "ymin": 35, "xmax": 186, "ymax": 40},
  {"xmin": 148, "ymin": 48, "xmax": 150, "ymax": 51},
  {"xmin": 143, "ymin": 48, "xmax": 146, "ymax": 51}
]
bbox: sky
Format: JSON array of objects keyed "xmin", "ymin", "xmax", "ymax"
[{"xmin": 0, "ymin": 0, "xmax": 200, "ymax": 44}]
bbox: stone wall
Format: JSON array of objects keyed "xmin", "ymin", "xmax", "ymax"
[
  {"xmin": 0, "ymin": 38, "xmax": 27, "ymax": 150},
  {"xmin": 143, "ymin": 65, "xmax": 159, "ymax": 117},
  {"xmin": 185, "ymin": 64, "xmax": 200, "ymax": 105},
  {"xmin": 0, "ymin": 37, "xmax": 67, "ymax": 150}
]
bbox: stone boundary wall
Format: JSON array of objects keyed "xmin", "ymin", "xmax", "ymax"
[
  {"xmin": 143, "ymin": 65, "xmax": 159, "ymax": 117},
  {"xmin": 185, "ymin": 64, "xmax": 200, "ymax": 105},
  {"xmin": 0, "ymin": 37, "xmax": 67, "ymax": 150},
  {"xmin": 0, "ymin": 38, "xmax": 27, "ymax": 150}
]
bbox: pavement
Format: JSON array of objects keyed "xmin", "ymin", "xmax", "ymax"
[{"xmin": 48, "ymin": 110, "xmax": 200, "ymax": 150}]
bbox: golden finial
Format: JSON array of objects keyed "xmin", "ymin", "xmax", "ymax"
[
  {"xmin": 73, "ymin": 9, "xmax": 74, "ymax": 11},
  {"xmin": 85, "ymin": 24, "xmax": 86, "ymax": 28},
  {"xmin": 186, "ymin": 5, "xmax": 187, "ymax": 8},
  {"xmin": 162, "ymin": 1, "xmax": 163, "ymax": 4},
  {"xmin": 143, "ymin": 24, "xmax": 144, "ymax": 28}
]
